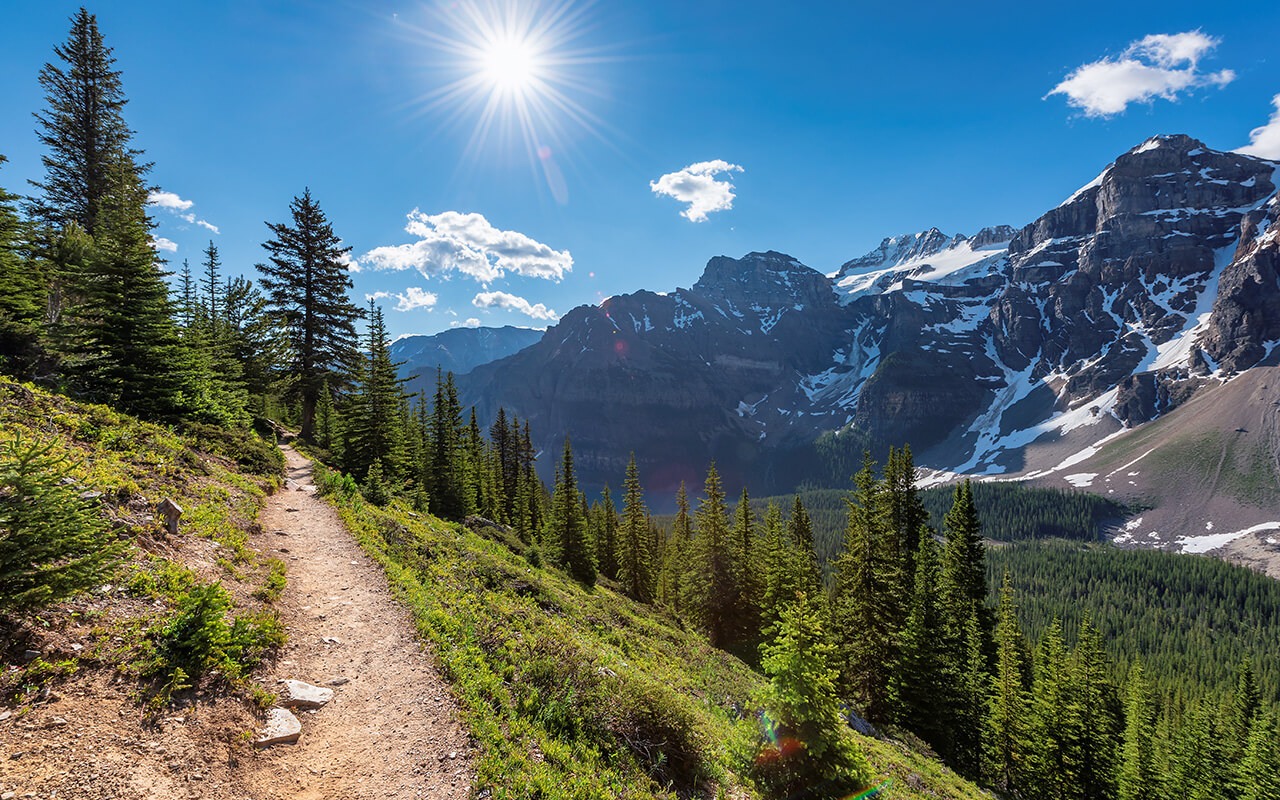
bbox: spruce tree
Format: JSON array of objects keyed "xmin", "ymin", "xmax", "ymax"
[
  {"xmin": 1119, "ymin": 660, "xmax": 1161, "ymax": 800},
  {"xmin": 1027, "ymin": 619, "xmax": 1083, "ymax": 800},
  {"xmin": 0, "ymin": 158, "xmax": 45, "ymax": 377},
  {"xmin": 662, "ymin": 481, "xmax": 693, "ymax": 610},
  {"xmin": 617, "ymin": 454, "xmax": 652, "ymax": 601},
  {"xmin": 1234, "ymin": 714, "xmax": 1280, "ymax": 800},
  {"xmin": 940, "ymin": 479, "xmax": 987, "ymax": 621},
  {"xmin": 732, "ymin": 487, "xmax": 763, "ymax": 647},
  {"xmin": 752, "ymin": 594, "xmax": 873, "ymax": 799},
  {"xmin": 1072, "ymin": 615, "xmax": 1120, "ymax": 800},
  {"xmin": 550, "ymin": 436, "xmax": 594, "ymax": 584},
  {"xmin": 684, "ymin": 464, "xmax": 738, "ymax": 649},
  {"xmin": 257, "ymin": 188, "xmax": 361, "ymax": 440},
  {"xmin": 831, "ymin": 452, "xmax": 895, "ymax": 721},
  {"xmin": 987, "ymin": 570, "xmax": 1029, "ymax": 793},
  {"xmin": 761, "ymin": 501, "xmax": 795, "ymax": 628},
  {"xmin": 892, "ymin": 533, "xmax": 947, "ymax": 746},
  {"xmin": 594, "ymin": 486, "xmax": 619, "ymax": 581},
  {"xmin": 787, "ymin": 495, "xmax": 823, "ymax": 598},
  {"xmin": 1228, "ymin": 658, "xmax": 1261, "ymax": 766},
  {"xmin": 30, "ymin": 7, "xmax": 147, "ymax": 238},
  {"xmin": 346, "ymin": 303, "xmax": 407, "ymax": 488}
]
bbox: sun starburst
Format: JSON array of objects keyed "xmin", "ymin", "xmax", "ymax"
[{"xmin": 400, "ymin": 0, "xmax": 614, "ymax": 201}]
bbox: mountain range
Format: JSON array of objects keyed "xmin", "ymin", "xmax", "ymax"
[{"xmin": 409, "ymin": 134, "xmax": 1280, "ymax": 561}]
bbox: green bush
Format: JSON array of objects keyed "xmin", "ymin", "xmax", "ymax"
[
  {"xmin": 151, "ymin": 582, "xmax": 285, "ymax": 682},
  {"xmin": 0, "ymin": 435, "xmax": 125, "ymax": 614},
  {"xmin": 180, "ymin": 421, "xmax": 283, "ymax": 477}
]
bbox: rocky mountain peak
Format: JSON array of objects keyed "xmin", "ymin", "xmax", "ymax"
[{"xmin": 692, "ymin": 251, "xmax": 836, "ymax": 316}]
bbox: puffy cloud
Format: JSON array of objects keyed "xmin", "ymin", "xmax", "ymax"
[
  {"xmin": 1236, "ymin": 94, "xmax": 1280, "ymax": 160},
  {"xmin": 472, "ymin": 290, "xmax": 558, "ymax": 321},
  {"xmin": 365, "ymin": 287, "xmax": 439, "ymax": 312},
  {"xmin": 361, "ymin": 210, "xmax": 572, "ymax": 283},
  {"xmin": 148, "ymin": 189, "xmax": 219, "ymax": 234},
  {"xmin": 649, "ymin": 160, "xmax": 743, "ymax": 222},
  {"xmin": 450, "ymin": 317, "xmax": 482, "ymax": 328},
  {"xmin": 1046, "ymin": 31, "xmax": 1234, "ymax": 118},
  {"xmin": 151, "ymin": 236, "xmax": 178, "ymax": 253}
]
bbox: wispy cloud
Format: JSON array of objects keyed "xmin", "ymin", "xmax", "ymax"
[
  {"xmin": 1236, "ymin": 94, "xmax": 1280, "ymax": 160},
  {"xmin": 151, "ymin": 236, "xmax": 178, "ymax": 253},
  {"xmin": 472, "ymin": 290, "xmax": 558, "ymax": 321},
  {"xmin": 359, "ymin": 210, "xmax": 572, "ymax": 283},
  {"xmin": 650, "ymin": 160, "xmax": 743, "ymax": 222},
  {"xmin": 450, "ymin": 317, "xmax": 482, "ymax": 328},
  {"xmin": 365, "ymin": 287, "xmax": 439, "ymax": 312},
  {"xmin": 1046, "ymin": 31, "xmax": 1234, "ymax": 118},
  {"xmin": 147, "ymin": 189, "xmax": 219, "ymax": 234}
]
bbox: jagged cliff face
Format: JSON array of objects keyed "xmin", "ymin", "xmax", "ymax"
[{"xmin": 457, "ymin": 135, "xmax": 1279, "ymax": 493}]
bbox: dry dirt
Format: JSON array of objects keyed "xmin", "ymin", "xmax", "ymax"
[{"xmin": 0, "ymin": 445, "xmax": 476, "ymax": 799}]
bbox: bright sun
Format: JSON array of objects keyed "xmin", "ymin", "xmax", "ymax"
[{"xmin": 480, "ymin": 36, "xmax": 540, "ymax": 94}]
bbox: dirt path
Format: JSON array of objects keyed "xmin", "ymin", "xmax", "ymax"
[{"xmin": 242, "ymin": 445, "xmax": 474, "ymax": 799}]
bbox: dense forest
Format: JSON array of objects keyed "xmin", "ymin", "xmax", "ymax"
[{"xmin": 2, "ymin": 9, "xmax": 1278, "ymax": 800}]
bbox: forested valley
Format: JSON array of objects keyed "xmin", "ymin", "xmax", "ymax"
[{"xmin": 2, "ymin": 8, "xmax": 1278, "ymax": 800}]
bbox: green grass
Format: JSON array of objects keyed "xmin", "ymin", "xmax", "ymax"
[
  {"xmin": 0, "ymin": 380, "xmax": 287, "ymax": 708},
  {"xmin": 312, "ymin": 462, "xmax": 987, "ymax": 800}
]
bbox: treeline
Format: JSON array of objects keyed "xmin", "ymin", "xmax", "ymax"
[
  {"xmin": 590, "ymin": 445, "xmax": 1278, "ymax": 799},
  {"xmin": 989, "ymin": 540, "xmax": 1280, "ymax": 703}
]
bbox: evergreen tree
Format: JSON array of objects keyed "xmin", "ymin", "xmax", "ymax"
[
  {"xmin": 831, "ymin": 452, "xmax": 895, "ymax": 721},
  {"xmin": 752, "ymin": 594, "xmax": 874, "ymax": 799},
  {"xmin": 0, "ymin": 158, "xmax": 45, "ymax": 377},
  {"xmin": 892, "ymin": 533, "xmax": 948, "ymax": 747},
  {"xmin": 1072, "ymin": 615, "xmax": 1120, "ymax": 800},
  {"xmin": 617, "ymin": 454, "xmax": 652, "ymax": 601},
  {"xmin": 950, "ymin": 603, "xmax": 989, "ymax": 779},
  {"xmin": 1228, "ymin": 658, "xmax": 1261, "ymax": 766},
  {"xmin": 1234, "ymin": 714, "xmax": 1280, "ymax": 800},
  {"xmin": 200, "ymin": 240, "xmax": 221, "ymax": 323},
  {"xmin": 345, "ymin": 303, "xmax": 407, "ymax": 487},
  {"xmin": 732, "ymin": 487, "xmax": 763, "ymax": 647},
  {"xmin": 787, "ymin": 494, "xmax": 823, "ymax": 598},
  {"xmin": 940, "ymin": 479, "xmax": 987, "ymax": 622},
  {"xmin": 256, "ymin": 188, "xmax": 361, "ymax": 440},
  {"xmin": 177, "ymin": 258, "xmax": 196, "ymax": 329},
  {"xmin": 761, "ymin": 501, "xmax": 796, "ymax": 629},
  {"xmin": 987, "ymin": 571, "xmax": 1029, "ymax": 793},
  {"xmin": 684, "ymin": 464, "xmax": 739, "ymax": 649},
  {"xmin": 881, "ymin": 445, "xmax": 928, "ymax": 610},
  {"xmin": 1119, "ymin": 660, "xmax": 1161, "ymax": 800},
  {"xmin": 1168, "ymin": 699, "xmax": 1224, "ymax": 800},
  {"xmin": 1026, "ymin": 619, "xmax": 1083, "ymax": 800},
  {"xmin": 662, "ymin": 481, "xmax": 693, "ymax": 610},
  {"xmin": 30, "ymin": 7, "xmax": 147, "ymax": 238},
  {"xmin": 549, "ymin": 436, "xmax": 594, "ymax": 585}
]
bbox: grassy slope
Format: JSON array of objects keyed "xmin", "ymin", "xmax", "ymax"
[
  {"xmin": 0, "ymin": 380, "xmax": 284, "ymax": 708},
  {"xmin": 312, "ymin": 465, "xmax": 989, "ymax": 800}
]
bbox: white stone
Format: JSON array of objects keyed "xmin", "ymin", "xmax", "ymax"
[
  {"xmin": 255, "ymin": 708, "xmax": 301, "ymax": 746},
  {"xmin": 277, "ymin": 679, "xmax": 334, "ymax": 709}
]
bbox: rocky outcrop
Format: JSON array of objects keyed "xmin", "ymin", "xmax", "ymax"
[{"xmin": 451, "ymin": 135, "xmax": 1279, "ymax": 491}]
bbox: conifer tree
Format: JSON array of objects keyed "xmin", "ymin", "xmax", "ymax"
[
  {"xmin": 1072, "ymin": 615, "xmax": 1120, "ymax": 800},
  {"xmin": 761, "ymin": 501, "xmax": 795, "ymax": 628},
  {"xmin": 1119, "ymin": 660, "xmax": 1161, "ymax": 800},
  {"xmin": 752, "ymin": 594, "xmax": 873, "ymax": 799},
  {"xmin": 345, "ymin": 303, "xmax": 407, "ymax": 487},
  {"xmin": 200, "ymin": 240, "xmax": 221, "ymax": 323},
  {"xmin": 950, "ymin": 603, "xmax": 988, "ymax": 779},
  {"xmin": 684, "ymin": 464, "xmax": 738, "ymax": 649},
  {"xmin": 177, "ymin": 258, "xmax": 196, "ymax": 329},
  {"xmin": 882, "ymin": 445, "xmax": 928, "ymax": 609},
  {"xmin": 892, "ymin": 533, "xmax": 947, "ymax": 745},
  {"xmin": 1234, "ymin": 714, "xmax": 1280, "ymax": 800},
  {"xmin": 1228, "ymin": 658, "xmax": 1261, "ymax": 766},
  {"xmin": 617, "ymin": 455, "xmax": 652, "ymax": 601},
  {"xmin": 831, "ymin": 452, "xmax": 895, "ymax": 721},
  {"xmin": 787, "ymin": 495, "xmax": 823, "ymax": 598},
  {"xmin": 662, "ymin": 481, "xmax": 693, "ymax": 610},
  {"xmin": 0, "ymin": 158, "xmax": 44, "ymax": 376},
  {"xmin": 592, "ymin": 486, "xmax": 618, "ymax": 580},
  {"xmin": 940, "ymin": 479, "xmax": 987, "ymax": 623},
  {"xmin": 257, "ymin": 188, "xmax": 361, "ymax": 440},
  {"xmin": 987, "ymin": 571, "xmax": 1029, "ymax": 793},
  {"xmin": 732, "ymin": 487, "xmax": 763, "ymax": 645},
  {"xmin": 549, "ymin": 436, "xmax": 594, "ymax": 584},
  {"xmin": 1168, "ymin": 700, "xmax": 1224, "ymax": 800},
  {"xmin": 1026, "ymin": 619, "xmax": 1083, "ymax": 800},
  {"xmin": 30, "ymin": 7, "xmax": 147, "ymax": 238}
]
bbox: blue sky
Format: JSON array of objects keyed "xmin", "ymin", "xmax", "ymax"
[{"xmin": 1, "ymin": 1, "xmax": 1277, "ymax": 340}]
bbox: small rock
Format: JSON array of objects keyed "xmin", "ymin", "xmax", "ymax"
[
  {"xmin": 274, "ymin": 530, "xmax": 289, "ymax": 536},
  {"xmin": 327, "ymin": 678, "xmax": 350, "ymax": 686},
  {"xmin": 45, "ymin": 717, "xmax": 68, "ymax": 729},
  {"xmin": 78, "ymin": 490, "xmax": 103, "ymax": 502},
  {"xmin": 21, "ymin": 650, "xmax": 40, "ymax": 663},
  {"xmin": 276, "ymin": 679, "xmax": 334, "ymax": 710},
  {"xmin": 0, "ymin": 711, "xmax": 10, "ymax": 721},
  {"xmin": 70, "ymin": 643, "xmax": 83, "ymax": 652},
  {"xmin": 322, "ymin": 637, "xmax": 340, "ymax": 645},
  {"xmin": 4, "ymin": 790, "xmax": 17, "ymax": 799},
  {"xmin": 255, "ymin": 708, "xmax": 302, "ymax": 746},
  {"xmin": 285, "ymin": 508, "xmax": 299, "ymax": 513}
]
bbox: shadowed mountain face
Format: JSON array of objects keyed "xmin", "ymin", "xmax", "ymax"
[
  {"xmin": 452, "ymin": 136, "xmax": 1279, "ymax": 505},
  {"xmin": 391, "ymin": 325, "xmax": 543, "ymax": 382}
]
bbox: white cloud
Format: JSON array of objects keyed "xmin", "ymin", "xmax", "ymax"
[
  {"xmin": 1046, "ymin": 31, "xmax": 1234, "ymax": 118},
  {"xmin": 148, "ymin": 189, "xmax": 219, "ymax": 235},
  {"xmin": 150, "ymin": 236, "xmax": 178, "ymax": 253},
  {"xmin": 147, "ymin": 190, "xmax": 193, "ymax": 211},
  {"xmin": 361, "ymin": 210, "xmax": 572, "ymax": 283},
  {"xmin": 365, "ymin": 287, "xmax": 439, "ymax": 313},
  {"xmin": 1236, "ymin": 94, "xmax": 1280, "ymax": 160},
  {"xmin": 649, "ymin": 160, "xmax": 744, "ymax": 222},
  {"xmin": 472, "ymin": 290, "xmax": 558, "ymax": 321},
  {"xmin": 450, "ymin": 317, "xmax": 482, "ymax": 328}
]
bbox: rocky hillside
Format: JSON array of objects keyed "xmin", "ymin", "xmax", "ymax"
[{"xmin": 455, "ymin": 135, "xmax": 1278, "ymax": 546}]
